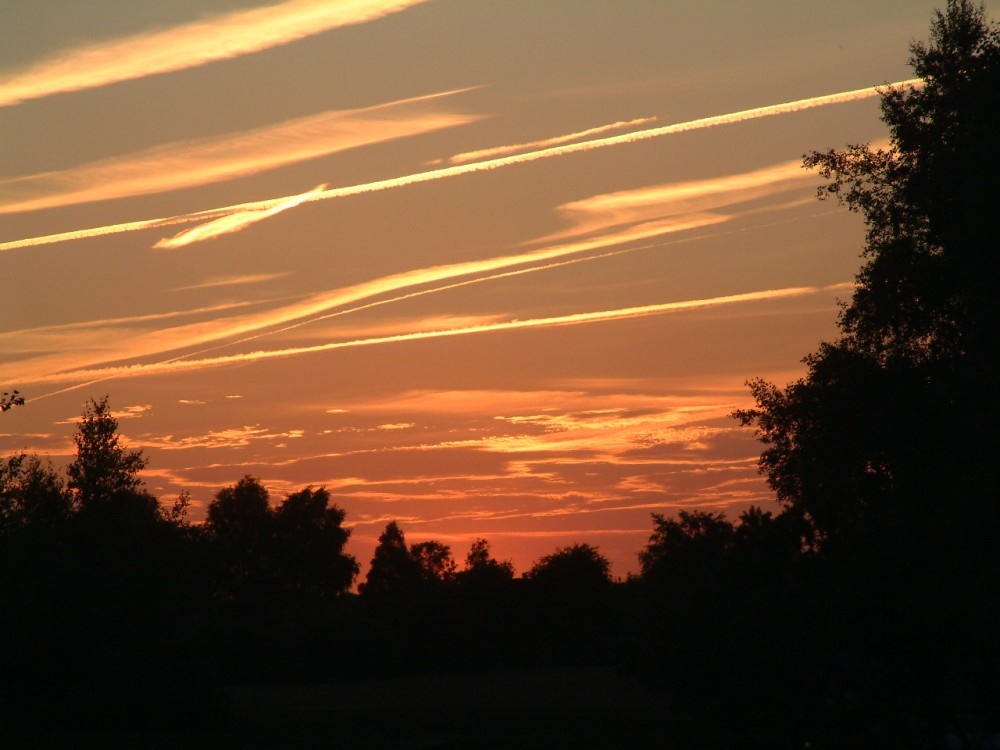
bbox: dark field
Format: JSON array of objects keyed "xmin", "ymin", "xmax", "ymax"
[{"xmin": 12, "ymin": 666, "xmax": 720, "ymax": 749}]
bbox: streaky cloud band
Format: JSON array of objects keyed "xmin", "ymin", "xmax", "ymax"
[
  {"xmin": 0, "ymin": 79, "xmax": 920, "ymax": 253},
  {"xmin": 30, "ymin": 283, "xmax": 854, "ymax": 391}
]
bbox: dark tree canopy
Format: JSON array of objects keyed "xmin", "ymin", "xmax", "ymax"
[
  {"xmin": 360, "ymin": 520, "xmax": 421, "ymax": 598},
  {"xmin": 459, "ymin": 538, "xmax": 515, "ymax": 587},
  {"xmin": 409, "ymin": 540, "xmax": 457, "ymax": 584},
  {"xmin": 0, "ymin": 453, "xmax": 71, "ymax": 532},
  {"xmin": 806, "ymin": 0, "xmax": 999, "ymax": 363},
  {"xmin": 205, "ymin": 477, "xmax": 358, "ymax": 599},
  {"xmin": 736, "ymin": 0, "xmax": 1000, "ymax": 545},
  {"xmin": 206, "ymin": 475, "xmax": 271, "ymax": 549},
  {"xmin": 639, "ymin": 510, "xmax": 734, "ymax": 584},
  {"xmin": 526, "ymin": 543, "xmax": 612, "ymax": 594},
  {"xmin": 272, "ymin": 486, "xmax": 359, "ymax": 597}
]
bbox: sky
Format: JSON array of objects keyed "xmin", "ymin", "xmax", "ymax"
[{"xmin": 4, "ymin": 0, "xmax": 993, "ymax": 579}]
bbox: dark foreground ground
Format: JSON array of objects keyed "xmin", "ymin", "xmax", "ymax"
[
  {"xmin": 9, "ymin": 665, "xmax": 992, "ymax": 748},
  {"xmin": 6, "ymin": 666, "xmax": 728, "ymax": 749}
]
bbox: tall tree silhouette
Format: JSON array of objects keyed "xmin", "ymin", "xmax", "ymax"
[
  {"xmin": 732, "ymin": 1, "xmax": 1000, "ymax": 735},
  {"xmin": 736, "ymin": 0, "xmax": 999, "ymax": 546},
  {"xmin": 359, "ymin": 520, "xmax": 421, "ymax": 598},
  {"xmin": 459, "ymin": 538, "xmax": 515, "ymax": 588},
  {"xmin": 66, "ymin": 396, "xmax": 148, "ymax": 510},
  {"xmin": 205, "ymin": 475, "xmax": 273, "ymax": 599}
]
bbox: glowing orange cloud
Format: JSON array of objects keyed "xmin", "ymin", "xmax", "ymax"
[
  {"xmin": 0, "ymin": 0, "xmax": 431, "ymax": 108},
  {"xmin": 545, "ymin": 160, "xmax": 809, "ymax": 241},
  {"xmin": 1, "ymin": 91, "xmax": 478, "ymax": 215},
  {"xmin": 0, "ymin": 81, "xmax": 915, "ymax": 252}
]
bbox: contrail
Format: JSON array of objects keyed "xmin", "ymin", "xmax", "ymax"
[
  {"xmin": 440, "ymin": 117, "xmax": 658, "ymax": 164},
  {"xmin": 154, "ymin": 184, "xmax": 328, "ymax": 249},
  {"xmin": 31, "ymin": 207, "xmax": 819, "ymax": 399},
  {"xmin": 28, "ymin": 283, "xmax": 853, "ymax": 390},
  {"xmin": 0, "ymin": 79, "xmax": 918, "ymax": 252}
]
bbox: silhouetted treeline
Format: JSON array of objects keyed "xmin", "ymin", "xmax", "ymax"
[{"xmin": 0, "ymin": 399, "xmax": 631, "ymax": 732}]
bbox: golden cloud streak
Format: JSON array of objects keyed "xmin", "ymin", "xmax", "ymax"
[
  {"xmin": 0, "ymin": 0, "xmax": 431, "ymax": 107},
  {"xmin": 26, "ymin": 283, "xmax": 852, "ymax": 389},
  {"xmin": 0, "ymin": 80, "xmax": 918, "ymax": 252},
  {"xmin": 546, "ymin": 159, "xmax": 808, "ymax": 241},
  {"xmin": 1, "ymin": 92, "xmax": 477, "ymax": 215}
]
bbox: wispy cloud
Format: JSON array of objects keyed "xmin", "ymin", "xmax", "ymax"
[
  {"xmin": 53, "ymin": 403, "xmax": 151, "ymax": 425},
  {"xmin": 544, "ymin": 159, "xmax": 809, "ymax": 242},
  {"xmin": 23, "ymin": 283, "xmax": 852, "ymax": 389},
  {"xmin": 37, "ymin": 214, "xmax": 711, "ymax": 376},
  {"xmin": 154, "ymin": 184, "xmax": 329, "ymax": 249},
  {"xmin": 0, "ymin": 0, "xmax": 431, "ymax": 108},
  {"xmin": 139, "ymin": 425, "xmax": 304, "ymax": 451},
  {"xmin": 171, "ymin": 273, "xmax": 291, "ymax": 292},
  {"xmin": 1, "ymin": 91, "xmax": 478, "ymax": 215},
  {"xmin": 3, "ymin": 198, "xmax": 838, "ymax": 392},
  {"xmin": 0, "ymin": 81, "xmax": 916, "ymax": 252}
]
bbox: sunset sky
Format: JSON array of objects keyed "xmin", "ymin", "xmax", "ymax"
[{"xmin": 3, "ymin": 0, "xmax": 989, "ymax": 578}]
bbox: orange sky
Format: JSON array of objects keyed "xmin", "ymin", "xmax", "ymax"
[{"xmin": 4, "ymin": 0, "xmax": 990, "ymax": 578}]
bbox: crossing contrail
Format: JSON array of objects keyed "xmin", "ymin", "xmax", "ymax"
[{"xmin": 27, "ymin": 283, "xmax": 853, "ymax": 391}]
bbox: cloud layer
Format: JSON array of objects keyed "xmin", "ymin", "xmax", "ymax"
[{"xmin": 1, "ymin": 79, "xmax": 913, "ymax": 252}]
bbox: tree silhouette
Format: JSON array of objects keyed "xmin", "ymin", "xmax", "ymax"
[
  {"xmin": 731, "ymin": 1, "xmax": 1000, "ymax": 735},
  {"xmin": 66, "ymin": 396, "xmax": 148, "ymax": 510},
  {"xmin": 524, "ymin": 543, "xmax": 614, "ymax": 659},
  {"xmin": 272, "ymin": 486, "xmax": 358, "ymax": 598},
  {"xmin": 410, "ymin": 540, "xmax": 457, "ymax": 585},
  {"xmin": 639, "ymin": 510, "xmax": 734, "ymax": 586},
  {"xmin": 735, "ymin": 0, "xmax": 1000, "ymax": 546},
  {"xmin": 0, "ymin": 453, "xmax": 71, "ymax": 533},
  {"xmin": 526, "ymin": 543, "xmax": 612, "ymax": 594},
  {"xmin": 0, "ymin": 390, "xmax": 24, "ymax": 412},
  {"xmin": 459, "ymin": 538, "xmax": 514, "ymax": 588},
  {"xmin": 205, "ymin": 475, "xmax": 273, "ymax": 599},
  {"xmin": 359, "ymin": 520, "xmax": 421, "ymax": 598}
]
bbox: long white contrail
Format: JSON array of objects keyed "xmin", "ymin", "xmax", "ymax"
[{"xmin": 0, "ymin": 79, "xmax": 919, "ymax": 252}]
